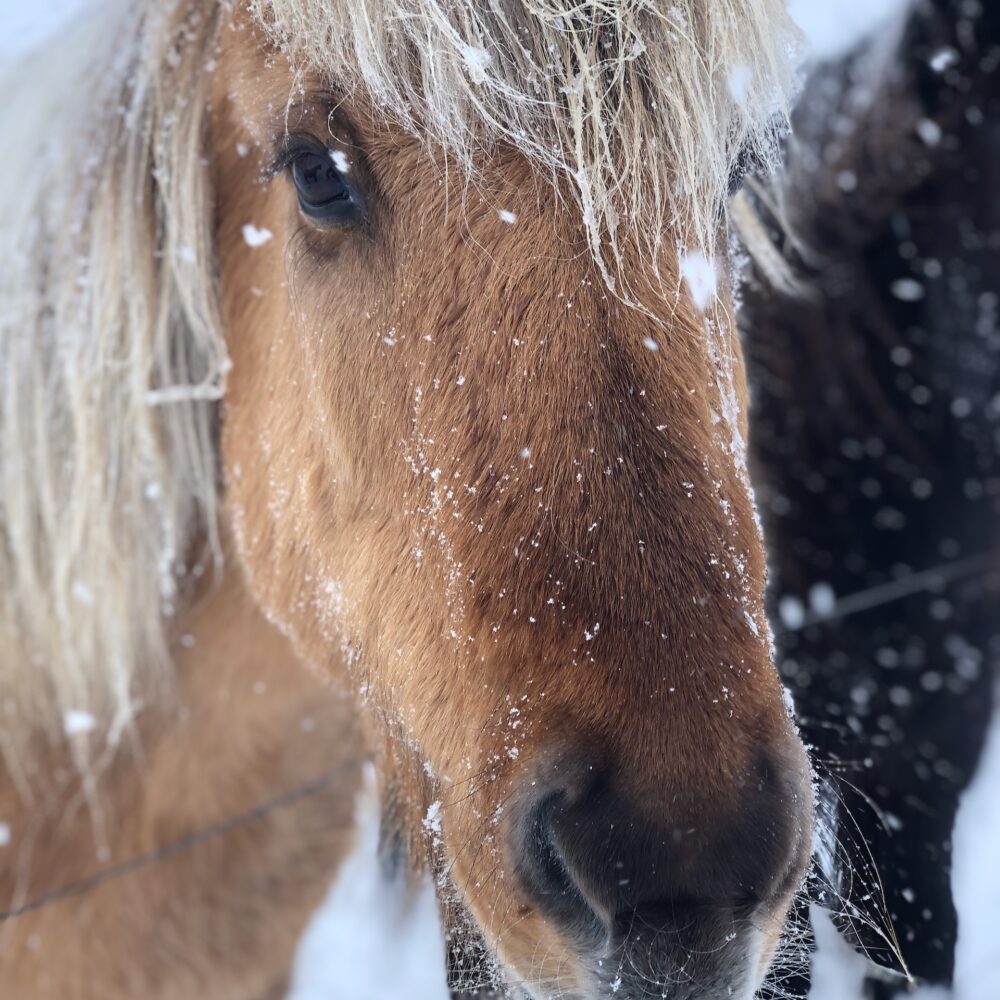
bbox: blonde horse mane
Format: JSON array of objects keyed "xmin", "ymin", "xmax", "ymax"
[
  {"xmin": 0, "ymin": 0, "xmax": 226, "ymax": 770},
  {"xmin": 255, "ymin": 0, "xmax": 802, "ymax": 280},
  {"xmin": 0, "ymin": 0, "xmax": 799, "ymax": 763}
]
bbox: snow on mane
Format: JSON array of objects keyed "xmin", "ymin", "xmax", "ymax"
[
  {"xmin": 254, "ymin": 0, "xmax": 801, "ymax": 281},
  {"xmin": 0, "ymin": 0, "xmax": 226, "ymax": 768}
]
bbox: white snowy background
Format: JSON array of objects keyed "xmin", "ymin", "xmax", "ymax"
[{"xmin": 1, "ymin": 1, "xmax": 998, "ymax": 998}]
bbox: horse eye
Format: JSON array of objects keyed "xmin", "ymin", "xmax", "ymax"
[
  {"xmin": 288, "ymin": 148, "xmax": 362, "ymax": 224},
  {"xmin": 292, "ymin": 151, "xmax": 346, "ymax": 205}
]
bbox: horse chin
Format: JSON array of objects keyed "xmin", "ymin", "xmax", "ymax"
[
  {"xmin": 466, "ymin": 917, "xmax": 777, "ymax": 1000},
  {"xmin": 484, "ymin": 900, "xmax": 792, "ymax": 1000},
  {"xmin": 442, "ymin": 777, "xmax": 801, "ymax": 1000}
]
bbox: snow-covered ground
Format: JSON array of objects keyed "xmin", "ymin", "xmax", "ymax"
[
  {"xmin": 286, "ymin": 765, "xmax": 450, "ymax": 1000},
  {"xmin": 1, "ymin": 2, "xmax": 997, "ymax": 999}
]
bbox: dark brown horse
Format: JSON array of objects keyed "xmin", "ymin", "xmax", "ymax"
[{"xmin": 738, "ymin": 0, "xmax": 1000, "ymax": 994}]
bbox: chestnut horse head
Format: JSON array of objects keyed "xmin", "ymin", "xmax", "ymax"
[{"xmin": 0, "ymin": 1, "xmax": 810, "ymax": 997}]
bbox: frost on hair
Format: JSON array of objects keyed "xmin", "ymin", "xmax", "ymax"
[
  {"xmin": 0, "ymin": 0, "xmax": 227, "ymax": 764},
  {"xmin": 252, "ymin": 0, "xmax": 801, "ymax": 293}
]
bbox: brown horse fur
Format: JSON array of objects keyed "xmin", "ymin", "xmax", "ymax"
[
  {"xmin": 0, "ymin": 2, "xmax": 811, "ymax": 998},
  {"xmin": 0, "ymin": 542, "xmax": 364, "ymax": 999}
]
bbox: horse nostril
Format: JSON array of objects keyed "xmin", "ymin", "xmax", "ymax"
[
  {"xmin": 511, "ymin": 790, "xmax": 606, "ymax": 939},
  {"xmin": 510, "ymin": 765, "xmax": 670, "ymax": 941},
  {"xmin": 509, "ymin": 745, "xmax": 812, "ymax": 946}
]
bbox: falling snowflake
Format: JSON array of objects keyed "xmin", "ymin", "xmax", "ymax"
[{"xmin": 242, "ymin": 224, "xmax": 273, "ymax": 248}]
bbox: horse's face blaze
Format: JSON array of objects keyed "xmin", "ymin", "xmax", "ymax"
[{"xmin": 213, "ymin": 17, "xmax": 812, "ymax": 999}]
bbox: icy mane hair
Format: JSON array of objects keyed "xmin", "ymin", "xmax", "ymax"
[
  {"xmin": 0, "ymin": 1, "xmax": 225, "ymax": 772},
  {"xmin": 0, "ymin": 0, "xmax": 799, "ymax": 764},
  {"xmin": 255, "ymin": 0, "xmax": 801, "ymax": 283}
]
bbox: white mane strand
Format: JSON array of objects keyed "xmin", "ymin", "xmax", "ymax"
[{"xmin": 0, "ymin": 0, "xmax": 226, "ymax": 766}]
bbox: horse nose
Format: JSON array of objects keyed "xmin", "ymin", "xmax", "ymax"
[{"xmin": 509, "ymin": 745, "xmax": 811, "ymax": 942}]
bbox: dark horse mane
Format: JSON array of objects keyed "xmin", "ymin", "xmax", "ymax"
[{"xmin": 740, "ymin": 0, "xmax": 1000, "ymax": 995}]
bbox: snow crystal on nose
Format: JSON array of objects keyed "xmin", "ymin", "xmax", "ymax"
[{"xmin": 422, "ymin": 801, "xmax": 444, "ymax": 851}]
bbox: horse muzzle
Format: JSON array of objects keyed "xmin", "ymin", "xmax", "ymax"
[{"xmin": 501, "ymin": 737, "xmax": 813, "ymax": 1000}]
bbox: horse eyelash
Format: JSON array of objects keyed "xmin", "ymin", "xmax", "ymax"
[{"xmin": 262, "ymin": 132, "xmax": 327, "ymax": 182}]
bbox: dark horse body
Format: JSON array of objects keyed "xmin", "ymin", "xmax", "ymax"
[{"xmin": 740, "ymin": 0, "xmax": 1000, "ymax": 994}]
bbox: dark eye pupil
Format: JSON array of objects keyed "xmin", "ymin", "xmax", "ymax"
[{"xmin": 292, "ymin": 152, "xmax": 347, "ymax": 207}]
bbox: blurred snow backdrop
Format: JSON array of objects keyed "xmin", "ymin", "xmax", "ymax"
[{"xmin": 0, "ymin": 0, "xmax": 997, "ymax": 998}]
